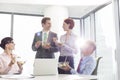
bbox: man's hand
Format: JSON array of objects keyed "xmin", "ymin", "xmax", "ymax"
[
  {"xmin": 57, "ymin": 42, "xmax": 63, "ymax": 47},
  {"xmin": 53, "ymin": 37, "xmax": 63, "ymax": 47},
  {"xmin": 42, "ymin": 43, "xmax": 51, "ymax": 49},
  {"xmin": 53, "ymin": 37, "xmax": 58, "ymax": 43},
  {"xmin": 35, "ymin": 41, "xmax": 42, "ymax": 48}
]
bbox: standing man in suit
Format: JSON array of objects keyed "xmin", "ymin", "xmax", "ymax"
[{"xmin": 32, "ymin": 17, "xmax": 58, "ymax": 58}]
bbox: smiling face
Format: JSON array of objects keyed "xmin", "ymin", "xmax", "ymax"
[
  {"xmin": 42, "ymin": 20, "xmax": 51, "ymax": 31},
  {"xmin": 63, "ymin": 22, "xmax": 70, "ymax": 31},
  {"xmin": 81, "ymin": 41, "xmax": 96, "ymax": 56},
  {"xmin": 5, "ymin": 41, "xmax": 15, "ymax": 50}
]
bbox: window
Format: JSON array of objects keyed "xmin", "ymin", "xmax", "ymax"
[
  {"xmin": 13, "ymin": 15, "xmax": 43, "ymax": 74},
  {"xmin": 73, "ymin": 19, "xmax": 81, "ymax": 37},
  {"xmin": 0, "ymin": 14, "xmax": 11, "ymax": 53},
  {"xmin": 72, "ymin": 19, "xmax": 81, "ymax": 69},
  {"xmin": 84, "ymin": 16, "xmax": 91, "ymax": 40},
  {"xmin": 95, "ymin": 4, "xmax": 115, "ymax": 80}
]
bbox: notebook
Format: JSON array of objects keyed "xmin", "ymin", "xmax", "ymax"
[{"xmin": 33, "ymin": 59, "xmax": 58, "ymax": 76}]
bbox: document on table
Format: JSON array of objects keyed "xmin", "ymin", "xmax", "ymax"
[{"xmin": 0, "ymin": 74, "xmax": 34, "ymax": 79}]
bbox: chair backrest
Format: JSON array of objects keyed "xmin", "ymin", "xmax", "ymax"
[{"xmin": 92, "ymin": 57, "xmax": 102, "ymax": 75}]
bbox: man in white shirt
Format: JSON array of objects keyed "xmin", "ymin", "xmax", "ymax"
[{"xmin": 60, "ymin": 40, "xmax": 96, "ymax": 75}]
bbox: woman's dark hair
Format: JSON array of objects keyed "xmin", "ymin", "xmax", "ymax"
[
  {"xmin": 64, "ymin": 18, "xmax": 74, "ymax": 29},
  {"xmin": 0, "ymin": 37, "xmax": 13, "ymax": 49}
]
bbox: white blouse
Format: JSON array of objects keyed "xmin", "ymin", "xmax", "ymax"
[
  {"xmin": 59, "ymin": 32, "xmax": 78, "ymax": 56},
  {"xmin": 0, "ymin": 53, "xmax": 20, "ymax": 74}
]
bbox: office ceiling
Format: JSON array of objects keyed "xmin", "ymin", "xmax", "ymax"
[
  {"xmin": 0, "ymin": 0, "xmax": 111, "ymax": 5},
  {"xmin": 0, "ymin": 0, "xmax": 111, "ymax": 18}
]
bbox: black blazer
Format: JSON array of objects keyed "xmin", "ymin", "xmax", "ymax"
[{"xmin": 32, "ymin": 31, "xmax": 58, "ymax": 58}]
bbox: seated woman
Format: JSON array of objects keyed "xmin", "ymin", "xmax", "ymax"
[{"xmin": 0, "ymin": 37, "xmax": 24, "ymax": 74}]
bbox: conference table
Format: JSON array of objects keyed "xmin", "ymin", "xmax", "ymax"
[{"xmin": 0, "ymin": 74, "xmax": 97, "ymax": 80}]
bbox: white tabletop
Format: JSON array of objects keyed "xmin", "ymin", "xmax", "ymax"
[{"xmin": 0, "ymin": 74, "xmax": 97, "ymax": 80}]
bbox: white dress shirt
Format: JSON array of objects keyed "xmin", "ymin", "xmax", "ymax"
[{"xmin": 70, "ymin": 56, "xmax": 96, "ymax": 75}]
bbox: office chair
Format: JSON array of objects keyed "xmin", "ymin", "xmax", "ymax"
[{"xmin": 92, "ymin": 57, "xmax": 102, "ymax": 75}]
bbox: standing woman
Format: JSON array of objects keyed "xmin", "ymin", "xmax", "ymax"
[
  {"xmin": 54, "ymin": 18, "xmax": 78, "ymax": 74},
  {"xmin": 0, "ymin": 37, "xmax": 23, "ymax": 74}
]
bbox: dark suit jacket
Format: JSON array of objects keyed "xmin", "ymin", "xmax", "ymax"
[{"xmin": 32, "ymin": 31, "xmax": 58, "ymax": 58}]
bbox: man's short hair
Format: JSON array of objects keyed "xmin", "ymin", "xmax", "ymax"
[
  {"xmin": 86, "ymin": 40, "xmax": 96, "ymax": 51},
  {"xmin": 41, "ymin": 17, "xmax": 51, "ymax": 24}
]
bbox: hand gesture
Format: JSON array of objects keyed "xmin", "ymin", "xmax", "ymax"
[
  {"xmin": 17, "ymin": 61, "xmax": 25, "ymax": 66},
  {"xmin": 9, "ymin": 56, "xmax": 16, "ymax": 67},
  {"xmin": 35, "ymin": 41, "xmax": 42, "ymax": 48},
  {"xmin": 17, "ymin": 61, "xmax": 25, "ymax": 70},
  {"xmin": 57, "ymin": 42, "xmax": 63, "ymax": 47},
  {"xmin": 53, "ymin": 37, "xmax": 63, "ymax": 47},
  {"xmin": 42, "ymin": 43, "xmax": 51, "ymax": 49},
  {"xmin": 53, "ymin": 37, "xmax": 58, "ymax": 43},
  {"xmin": 60, "ymin": 63, "xmax": 71, "ymax": 71}
]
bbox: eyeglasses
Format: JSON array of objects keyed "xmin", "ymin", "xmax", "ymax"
[
  {"xmin": 10, "ymin": 42, "xmax": 14, "ymax": 44},
  {"xmin": 7, "ymin": 41, "xmax": 14, "ymax": 44}
]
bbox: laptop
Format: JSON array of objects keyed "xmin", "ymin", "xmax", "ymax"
[{"xmin": 33, "ymin": 59, "xmax": 58, "ymax": 76}]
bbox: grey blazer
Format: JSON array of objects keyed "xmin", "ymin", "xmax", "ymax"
[{"xmin": 32, "ymin": 31, "xmax": 58, "ymax": 58}]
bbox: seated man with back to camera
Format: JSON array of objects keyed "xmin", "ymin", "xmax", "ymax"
[{"xmin": 61, "ymin": 40, "xmax": 96, "ymax": 75}]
